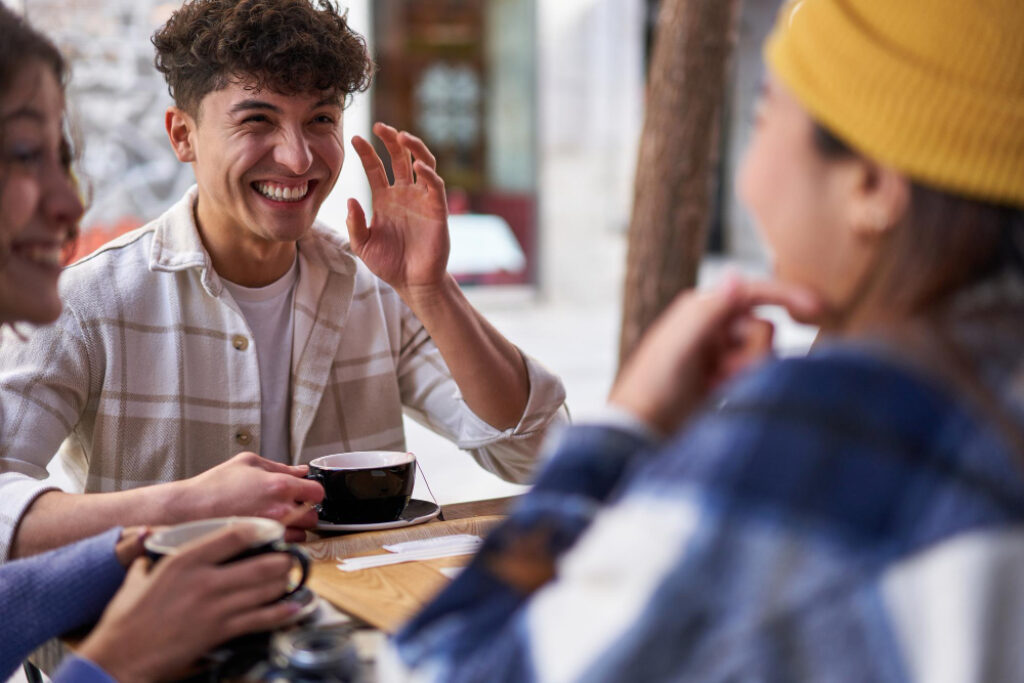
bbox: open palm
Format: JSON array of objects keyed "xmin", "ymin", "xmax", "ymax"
[{"xmin": 347, "ymin": 123, "xmax": 451, "ymax": 292}]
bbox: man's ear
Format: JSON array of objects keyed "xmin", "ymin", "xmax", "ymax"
[
  {"xmin": 847, "ymin": 159, "xmax": 910, "ymax": 239},
  {"xmin": 165, "ymin": 106, "xmax": 197, "ymax": 163}
]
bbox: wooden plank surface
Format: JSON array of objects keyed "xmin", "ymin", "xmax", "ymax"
[
  {"xmin": 441, "ymin": 496, "xmax": 518, "ymax": 520},
  {"xmin": 304, "ymin": 516, "xmax": 503, "ymax": 632}
]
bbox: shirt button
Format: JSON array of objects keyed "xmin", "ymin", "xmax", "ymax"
[
  {"xmin": 235, "ymin": 431, "xmax": 252, "ymax": 446},
  {"xmin": 232, "ymin": 335, "xmax": 249, "ymax": 351}
]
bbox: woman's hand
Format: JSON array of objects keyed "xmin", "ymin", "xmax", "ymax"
[
  {"xmin": 608, "ymin": 276, "xmax": 823, "ymax": 435},
  {"xmin": 113, "ymin": 527, "xmax": 150, "ymax": 568},
  {"xmin": 78, "ymin": 526, "xmax": 299, "ymax": 683}
]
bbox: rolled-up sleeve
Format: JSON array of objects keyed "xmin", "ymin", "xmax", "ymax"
[{"xmin": 398, "ymin": 311, "xmax": 568, "ymax": 483}]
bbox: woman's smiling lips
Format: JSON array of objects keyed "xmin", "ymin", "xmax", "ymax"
[
  {"xmin": 252, "ymin": 179, "xmax": 316, "ymax": 203},
  {"xmin": 9, "ymin": 237, "xmax": 68, "ymax": 271}
]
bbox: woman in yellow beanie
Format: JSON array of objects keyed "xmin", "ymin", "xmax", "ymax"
[{"xmin": 384, "ymin": 1, "xmax": 1024, "ymax": 680}]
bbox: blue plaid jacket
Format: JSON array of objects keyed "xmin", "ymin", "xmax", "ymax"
[{"xmin": 383, "ymin": 346, "xmax": 1024, "ymax": 682}]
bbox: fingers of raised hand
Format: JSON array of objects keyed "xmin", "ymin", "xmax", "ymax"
[
  {"xmin": 373, "ymin": 122, "xmax": 414, "ymax": 185},
  {"xmin": 413, "ymin": 160, "xmax": 446, "ymax": 199},
  {"xmin": 352, "ymin": 134, "xmax": 390, "ymax": 192},
  {"xmin": 399, "ymin": 131, "xmax": 438, "ymax": 171},
  {"xmin": 346, "ymin": 198, "xmax": 370, "ymax": 250}
]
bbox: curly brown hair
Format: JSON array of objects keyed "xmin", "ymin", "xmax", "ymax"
[{"xmin": 152, "ymin": 0, "xmax": 374, "ymax": 116}]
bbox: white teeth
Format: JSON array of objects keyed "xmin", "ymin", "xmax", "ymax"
[
  {"xmin": 20, "ymin": 244, "xmax": 62, "ymax": 268},
  {"xmin": 255, "ymin": 181, "xmax": 309, "ymax": 202}
]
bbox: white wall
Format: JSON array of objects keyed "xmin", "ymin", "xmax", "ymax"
[
  {"xmin": 535, "ymin": 0, "xmax": 646, "ymax": 306},
  {"xmin": 316, "ymin": 0, "xmax": 373, "ymax": 236}
]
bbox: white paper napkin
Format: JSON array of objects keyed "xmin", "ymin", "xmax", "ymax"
[{"xmin": 336, "ymin": 534, "xmax": 483, "ymax": 572}]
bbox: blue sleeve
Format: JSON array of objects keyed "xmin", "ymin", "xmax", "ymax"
[
  {"xmin": 386, "ymin": 349, "xmax": 1022, "ymax": 682},
  {"xmin": 51, "ymin": 656, "xmax": 117, "ymax": 683},
  {"xmin": 390, "ymin": 423, "xmax": 654, "ymax": 679},
  {"xmin": 0, "ymin": 528, "xmax": 126, "ymax": 681}
]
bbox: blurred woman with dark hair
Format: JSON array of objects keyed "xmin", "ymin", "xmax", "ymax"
[
  {"xmin": 0, "ymin": 7, "xmax": 300, "ymax": 681},
  {"xmin": 384, "ymin": 1, "xmax": 1024, "ymax": 680}
]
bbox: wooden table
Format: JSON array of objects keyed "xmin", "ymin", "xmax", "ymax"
[{"xmin": 302, "ymin": 497, "xmax": 516, "ymax": 633}]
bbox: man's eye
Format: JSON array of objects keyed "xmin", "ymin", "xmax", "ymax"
[
  {"xmin": 242, "ymin": 114, "xmax": 269, "ymax": 124},
  {"xmin": 312, "ymin": 115, "xmax": 336, "ymax": 125}
]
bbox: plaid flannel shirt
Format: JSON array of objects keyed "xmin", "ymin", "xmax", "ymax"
[
  {"xmin": 384, "ymin": 346, "xmax": 1024, "ymax": 682},
  {"xmin": 0, "ymin": 186, "xmax": 567, "ymax": 560}
]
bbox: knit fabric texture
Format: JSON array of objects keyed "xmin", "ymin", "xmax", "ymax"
[
  {"xmin": 766, "ymin": 0, "xmax": 1024, "ymax": 208},
  {"xmin": 0, "ymin": 528, "xmax": 125, "ymax": 681}
]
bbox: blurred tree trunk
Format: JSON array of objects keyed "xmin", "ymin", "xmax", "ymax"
[{"xmin": 619, "ymin": 0, "xmax": 741, "ymax": 366}]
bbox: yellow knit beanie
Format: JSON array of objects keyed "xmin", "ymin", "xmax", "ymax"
[{"xmin": 766, "ymin": 0, "xmax": 1024, "ymax": 208}]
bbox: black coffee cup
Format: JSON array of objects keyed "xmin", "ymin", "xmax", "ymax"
[
  {"xmin": 144, "ymin": 517, "xmax": 310, "ymax": 597},
  {"xmin": 306, "ymin": 451, "xmax": 416, "ymax": 524}
]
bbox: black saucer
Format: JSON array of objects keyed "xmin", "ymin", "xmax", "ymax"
[{"xmin": 314, "ymin": 499, "xmax": 441, "ymax": 532}]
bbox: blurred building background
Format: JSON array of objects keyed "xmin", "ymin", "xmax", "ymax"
[{"xmin": 3, "ymin": 0, "xmax": 804, "ymax": 503}]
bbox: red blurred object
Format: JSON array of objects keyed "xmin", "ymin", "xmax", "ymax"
[
  {"xmin": 68, "ymin": 217, "xmax": 143, "ymax": 263},
  {"xmin": 466, "ymin": 192, "xmax": 534, "ymax": 286}
]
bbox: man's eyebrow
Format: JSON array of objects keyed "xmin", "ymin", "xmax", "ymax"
[
  {"xmin": 229, "ymin": 99, "xmax": 281, "ymax": 115},
  {"xmin": 228, "ymin": 97, "xmax": 341, "ymax": 115}
]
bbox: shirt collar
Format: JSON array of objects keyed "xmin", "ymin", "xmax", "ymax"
[{"xmin": 149, "ymin": 185, "xmax": 357, "ymax": 295}]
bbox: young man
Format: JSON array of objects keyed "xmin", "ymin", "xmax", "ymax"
[{"xmin": 0, "ymin": 0, "xmax": 566, "ymax": 561}]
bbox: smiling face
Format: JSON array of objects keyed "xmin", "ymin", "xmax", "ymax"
[
  {"xmin": 0, "ymin": 60, "xmax": 83, "ymax": 325},
  {"xmin": 165, "ymin": 78, "xmax": 345, "ymax": 285}
]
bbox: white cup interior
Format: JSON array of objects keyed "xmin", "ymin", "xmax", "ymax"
[
  {"xmin": 310, "ymin": 450, "xmax": 415, "ymax": 470},
  {"xmin": 146, "ymin": 516, "xmax": 283, "ymax": 556}
]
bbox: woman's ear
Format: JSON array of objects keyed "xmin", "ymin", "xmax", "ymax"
[
  {"xmin": 165, "ymin": 106, "xmax": 197, "ymax": 163},
  {"xmin": 847, "ymin": 159, "xmax": 910, "ymax": 238}
]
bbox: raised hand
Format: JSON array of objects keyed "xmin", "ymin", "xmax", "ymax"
[
  {"xmin": 608, "ymin": 276, "xmax": 824, "ymax": 436},
  {"xmin": 347, "ymin": 122, "xmax": 450, "ymax": 296},
  {"xmin": 180, "ymin": 452, "xmax": 323, "ymax": 542}
]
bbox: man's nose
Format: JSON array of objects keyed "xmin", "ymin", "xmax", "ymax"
[{"xmin": 275, "ymin": 128, "xmax": 314, "ymax": 175}]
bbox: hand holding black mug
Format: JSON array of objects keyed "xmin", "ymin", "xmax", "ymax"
[
  {"xmin": 78, "ymin": 521, "xmax": 304, "ymax": 682},
  {"xmin": 144, "ymin": 517, "xmax": 311, "ymax": 597}
]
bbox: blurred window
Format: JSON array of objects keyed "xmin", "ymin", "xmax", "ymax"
[{"xmin": 373, "ymin": 0, "xmax": 538, "ymax": 286}]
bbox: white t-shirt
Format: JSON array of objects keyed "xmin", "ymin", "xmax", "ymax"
[{"xmin": 221, "ymin": 257, "xmax": 299, "ymax": 463}]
